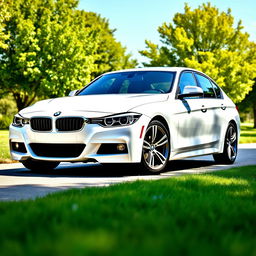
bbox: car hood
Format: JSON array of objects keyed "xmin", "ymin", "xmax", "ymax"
[{"xmin": 19, "ymin": 94, "xmax": 169, "ymax": 118}]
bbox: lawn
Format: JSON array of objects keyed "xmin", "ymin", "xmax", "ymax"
[
  {"xmin": 0, "ymin": 165, "xmax": 256, "ymax": 256},
  {"xmin": 1, "ymin": 123, "xmax": 255, "ymax": 163},
  {"xmin": 0, "ymin": 130, "xmax": 12, "ymax": 163},
  {"xmin": 240, "ymin": 123, "xmax": 256, "ymax": 143}
]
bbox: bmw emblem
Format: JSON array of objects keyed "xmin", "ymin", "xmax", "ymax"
[{"xmin": 54, "ymin": 111, "xmax": 61, "ymax": 117}]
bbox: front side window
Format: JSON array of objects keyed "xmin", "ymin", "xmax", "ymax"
[
  {"xmin": 178, "ymin": 72, "xmax": 197, "ymax": 94},
  {"xmin": 78, "ymin": 71, "xmax": 176, "ymax": 95},
  {"xmin": 195, "ymin": 73, "xmax": 216, "ymax": 98}
]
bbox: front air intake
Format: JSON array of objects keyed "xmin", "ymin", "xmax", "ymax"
[{"xmin": 29, "ymin": 143, "xmax": 86, "ymax": 157}]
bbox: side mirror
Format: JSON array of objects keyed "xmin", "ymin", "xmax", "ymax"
[
  {"xmin": 178, "ymin": 85, "xmax": 203, "ymax": 99},
  {"xmin": 68, "ymin": 90, "xmax": 78, "ymax": 97}
]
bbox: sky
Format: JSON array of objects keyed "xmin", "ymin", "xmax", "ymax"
[{"xmin": 79, "ymin": 0, "xmax": 256, "ymax": 64}]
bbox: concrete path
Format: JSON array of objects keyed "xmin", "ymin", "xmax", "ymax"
[{"xmin": 0, "ymin": 143, "xmax": 255, "ymax": 201}]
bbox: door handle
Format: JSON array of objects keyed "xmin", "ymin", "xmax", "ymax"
[
  {"xmin": 201, "ymin": 105, "xmax": 207, "ymax": 113},
  {"xmin": 221, "ymin": 104, "xmax": 226, "ymax": 110}
]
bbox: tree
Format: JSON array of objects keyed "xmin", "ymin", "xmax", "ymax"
[
  {"xmin": 0, "ymin": 0, "xmax": 10, "ymax": 50},
  {"xmin": 238, "ymin": 81, "xmax": 256, "ymax": 128},
  {"xmin": 81, "ymin": 11, "xmax": 136, "ymax": 78},
  {"xmin": 140, "ymin": 3, "xmax": 256, "ymax": 103},
  {"xmin": 0, "ymin": 0, "xmax": 136, "ymax": 111},
  {"xmin": 0, "ymin": 0, "xmax": 97, "ymax": 110},
  {"xmin": 238, "ymin": 43, "xmax": 256, "ymax": 127}
]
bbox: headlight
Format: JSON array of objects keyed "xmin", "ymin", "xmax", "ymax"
[
  {"xmin": 12, "ymin": 114, "xmax": 30, "ymax": 127},
  {"xmin": 91, "ymin": 113, "xmax": 141, "ymax": 127}
]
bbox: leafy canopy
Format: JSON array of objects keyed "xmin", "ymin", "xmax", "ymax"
[
  {"xmin": 238, "ymin": 80, "xmax": 256, "ymax": 128},
  {"xmin": 0, "ymin": 0, "xmax": 10, "ymax": 49},
  {"xmin": 0, "ymin": 0, "xmax": 136, "ymax": 110},
  {"xmin": 83, "ymin": 12, "xmax": 137, "ymax": 78},
  {"xmin": 140, "ymin": 3, "xmax": 256, "ymax": 103}
]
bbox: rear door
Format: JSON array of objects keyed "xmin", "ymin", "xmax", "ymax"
[{"xmin": 193, "ymin": 73, "xmax": 221, "ymax": 146}]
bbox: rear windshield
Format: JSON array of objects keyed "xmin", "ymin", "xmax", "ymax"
[{"xmin": 78, "ymin": 71, "xmax": 176, "ymax": 95}]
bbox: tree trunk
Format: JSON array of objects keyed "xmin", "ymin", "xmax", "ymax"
[
  {"xmin": 13, "ymin": 93, "xmax": 27, "ymax": 111},
  {"xmin": 253, "ymin": 104, "xmax": 256, "ymax": 128},
  {"xmin": 13, "ymin": 92, "xmax": 37, "ymax": 111}
]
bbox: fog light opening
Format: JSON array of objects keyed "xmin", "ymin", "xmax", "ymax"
[
  {"xmin": 117, "ymin": 143, "xmax": 126, "ymax": 152},
  {"xmin": 15, "ymin": 143, "xmax": 19, "ymax": 150},
  {"xmin": 11, "ymin": 142, "xmax": 27, "ymax": 153}
]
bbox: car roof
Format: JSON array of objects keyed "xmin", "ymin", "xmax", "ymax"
[{"xmin": 105, "ymin": 67, "xmax": 198, "ymax": 75}]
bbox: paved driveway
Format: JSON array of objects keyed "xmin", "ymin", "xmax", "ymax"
[{"xmin": 0, "ymin": 143, "xmax": 255, "ymax": 201}]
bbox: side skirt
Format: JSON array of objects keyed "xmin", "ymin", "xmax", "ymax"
[{"xmin": 170, "ymin": 140, "xmax": 219, "ymax": 160}]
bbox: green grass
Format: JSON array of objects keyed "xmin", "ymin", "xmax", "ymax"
[
  {"xmin": 0, "ymin": 166, "xmax": 256, "ymax": 256},
  {"xmin": 0, "ymin": 123, "xmax": 255, "ymax": 162},
  {"xmin": 0, "ymin": 130, "xmax": 12, "ymax": 163},
  {"xmin": 240, "ymin": 123, "xmax": 256, "ymax": 143}
]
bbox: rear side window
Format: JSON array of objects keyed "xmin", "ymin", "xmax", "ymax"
[
  {"xmin": 195, "ymin": 73, "xmax": 216, "ymax": 98},
  {"xmin": 211, "ymin": 81, "xmax": 222, "ymax": 99},
  {"xmin": 178, "ymin": 72, "xmax": 197, "ymax": 94}
]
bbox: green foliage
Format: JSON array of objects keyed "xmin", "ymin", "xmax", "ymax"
[
  {"xmin": 238, "ymin": 81, "xmax": 256, "ymax": 128},
  {"xmin": 0, "ymin": 96, "xmax": 18, "ymax": 116},
  {"xmin": 0, "ymin": 130, "xmax": 11, "ymax": 162},
  {"xmin": 140, "ymin": 3, "xmax": 256, "ymax": 103},
  {"xmin": 0, "ymin": 115, "xmax": 12, "ymax": 129},
  {"xmin": 240, "ymin": 123, "xmax": 256, "ymax": 143},
  {"xmin": 0, "ymin": 0, "xmax": 10, "ymax": 49},
  {"xmin": 82, "ymin": 12, "xmax": 137, "ymax": 78},
  {"xmin": 0, "ymin": 0, "xmax": 136, "ymax": 110},
  {"xmin": 0, "ymin": 166, "xmax": 256, "ymax": 255},
  {"xmin": 0, "ymin": 0, "xmax": 95, "ymax": 110},
  {"xmin": 0, "ymin": 96, "xmax": 17, "ymax": 129}
]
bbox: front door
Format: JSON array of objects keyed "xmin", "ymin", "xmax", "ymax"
[{"xmin": 174, "ymin": 71, "xmax": 218, "ymax": 153}]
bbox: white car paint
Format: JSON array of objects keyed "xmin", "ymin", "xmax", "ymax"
[{"xmin": 9, "ymin": 67, "xmax": 240, "ymax": 173}]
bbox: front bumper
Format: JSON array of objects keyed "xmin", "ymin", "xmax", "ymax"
[{"xmin": 9, "ymin": 115, "xmax": 150, "ymax": 163}]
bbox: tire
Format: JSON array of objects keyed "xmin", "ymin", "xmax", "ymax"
[
  {"xmin": 141, "ymin": 120, "xmax": 170, "ymax": 174},
  {"xmin": 21, "ymin": 159, "xmax": 60, "ymax": 171},
  {"xmin": 213, "ymin": 122, "xmax": 238, "ymax": 164}
]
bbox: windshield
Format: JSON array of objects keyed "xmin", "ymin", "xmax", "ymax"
[{"xmin": 77, "ymin": 71, "xmax": 176, "ymax": 95}]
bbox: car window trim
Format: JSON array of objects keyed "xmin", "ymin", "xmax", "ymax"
[
  {"xmin": 193, "ymin": 71, "xmax": 218, "ymax": 99},
  {"xmin": 210, "ymin": 80, "xmax": 223, "ymax": 99},
  {"xmin": 191, "ymin": 70, "xmax": 223, "ymax": 99},
  {"xmin": 175, "ymin": 70, "xmax": 199, "ymax": 99},
  {"xmin": 77, "ymin": 75, "xmax": 103, "ymax": 95}
]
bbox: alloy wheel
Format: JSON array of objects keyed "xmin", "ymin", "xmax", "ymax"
[
  {"xmin": 142, "ymin": 121, "xmax": 170, "ymax": 172},
  {"xmin": 226, "ymin": 124, "xmax": 237, "ymax": 161},
  {"xmin": 213, "ymin": 122, "xmax": 238, "ymax": 164}
]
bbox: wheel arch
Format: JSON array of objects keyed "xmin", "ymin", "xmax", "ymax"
[
  {"xmin": 218, "ymin": 119, "xmax": 238, "ymax": 154},
  {"xmin": 142, "ymin": 115, "xmax": 171, "ymax": 173},
  {"xmin": 150, "ymin": 115, "xmax": 170, "ymax": 135},
  {"xmin": 229, "ymin": 119, "xmax": 238, "ymax": 132}
]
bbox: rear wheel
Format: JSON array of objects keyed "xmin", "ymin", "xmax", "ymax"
[
  {"xmin": 21, "ymin": 159, "xmax": 60, "ymax": 171},
  {"xmin": 213, "ymin": 123, "xmax": 238, "ymax": 164},
  {"xmin": 141, "ymin": 120, "xmax": 170, "ymax": 174}
]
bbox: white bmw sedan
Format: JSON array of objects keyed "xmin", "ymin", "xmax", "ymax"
[{"xmin": 9, "ymin": 67, "xmax": 240, "ymax": 173}]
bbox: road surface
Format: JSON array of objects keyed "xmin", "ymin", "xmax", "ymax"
[{"xmin": 0, "ymin": 143, "xmax": 255, "ymax": 201}]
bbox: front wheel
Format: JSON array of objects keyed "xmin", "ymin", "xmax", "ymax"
[
  {"xmin": 21, "ymin": 159, "xmax": 60, "ymax": 171},
  {"xmin": 213, "ymin": 123, "xmax": 238, "ymax": 164},
  {"xmin": 141, "ymin": 120, "xmax": 170, "ymax": 174}
]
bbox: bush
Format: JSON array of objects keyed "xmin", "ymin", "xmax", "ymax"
[
  {"xmin": 0, "ymin": 97, "xmax": 17, "ymax": 129},
  {"xmin": 0, "ymin": 115, "xmax": 12, "ymax": 129}
]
